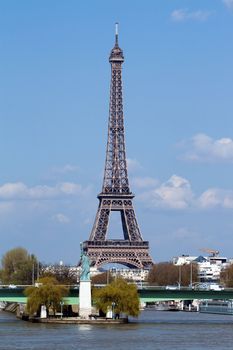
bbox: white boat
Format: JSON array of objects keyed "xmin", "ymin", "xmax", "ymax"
[
  {"xmin": 199, "ymin": 300, "xmax": 233, "ymax": 315},
  {"xmin": 145, "ymin": 302, "xmax": 179, "ymax": 311}
]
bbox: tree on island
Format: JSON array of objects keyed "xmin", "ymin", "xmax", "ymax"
[
  {"xmin": 24, "ymin": 276, "xmax": 69, "ymax": 316},
  {"xmin": 0, "ymin": 247, "xmax": 39, "ymax": 285},
  {"xmin": 92, "ymin": 277, "xmax": 140, "ymax": 318}
]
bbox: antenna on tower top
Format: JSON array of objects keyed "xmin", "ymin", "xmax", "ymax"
[{"xmin": 115, "ymin": 22, "xmax": 119, "ymax": 46}]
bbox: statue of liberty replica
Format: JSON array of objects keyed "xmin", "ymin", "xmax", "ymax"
[
  {"xmin": 79, "ymin": 243, "xmax": 92, "ymax": 319},
  {"xmin": 80, "ymin": 243, "xmax": 90, "ymax": 281}
]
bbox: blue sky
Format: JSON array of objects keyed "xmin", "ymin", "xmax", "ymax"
[{"xmin": 1, "ymin": 0, "xmax": 233, "ymax": 265}]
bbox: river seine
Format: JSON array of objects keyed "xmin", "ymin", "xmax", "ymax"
[{"xmin": 1, "ymin": 310, "xmax": 233, "ymax": 350}]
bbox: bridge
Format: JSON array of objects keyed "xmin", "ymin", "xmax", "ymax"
[
  {"xmin": 139, "ymin": 287, "xmax": 233, "ymax": 303},
  {"xmin": 1, "ymin": 286, "xmax": 233, "ymax": 305}
]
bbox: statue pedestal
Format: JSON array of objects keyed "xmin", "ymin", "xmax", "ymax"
[
  {"xmin": 79, "ymin": 280, "xmax": 92, "ymax": 319},
  {"xmin": 40, "ymin": 305, "xmax": 47, "ymax": 319}
]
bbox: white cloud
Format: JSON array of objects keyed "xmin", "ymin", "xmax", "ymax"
[
  {"xmin": 137, "ymin": 174, "xmax": 233, "ymax": 211},
  {"xmin": 0, "ymin": 182, "xmax": 89, "ymax": 200},
  {"xmin": 51, "ymin": 164, "xmax": 79, "ymax": 174},
  {"xmin": 1, "ymin": 175, "xmax": 233, "ymax": 216},
  {"xmin": 58, "ymin": 182, "xmax": 83, "ymax": 195},
  {"xmin": 171, "ymin": 8, "xmax": 211, "ymax": 22},
  {"xmin": 198, "ymin": 189, "xmax": 233, "ymax": 209},
  {"xmin": 198, "ymin": 189, "xmax": 221, "ymax": 208},
  {"xmin": 131, "ymin": 177, "xmax": 159, "ymax": 189},
  {"xmin": 180, "ymin": 133, "xmax": 233, "ymax": 162},
  {"xmin": 223, "ymin": 0, "xmax": 233, "ymax": 10},
  {"xmin": 43, "ymin": 164, "xmax": 80, "ymax": 181},
  {"xmin": 83, "ymin": 217, "xmax": 92, "ymax": 226},
  {"xmin": 0, "ymin": 182, "xmax": 27, "ymax": 199},
  {"xmin": 139, "ymin": 175, "xmax": 194, "ymax": 209},
  {"xmin": 52, "ymin": 213, "xmax": 70, "ymax": 224},
  {"xmin": 126, "ymin": 158, "xmax": 142, "ymax": 172},
  {"xmin": 171, "ymin": 227, "xmax": 197, "ymax": 239}
]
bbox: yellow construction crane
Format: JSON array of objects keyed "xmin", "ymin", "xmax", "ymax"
[{"xmin": 200, "ymin": 248, "xmax": 219, "ymax": 257}]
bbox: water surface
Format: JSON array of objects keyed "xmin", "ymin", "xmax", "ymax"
[{"xmin": 1, "ymin": 310, "xmax": 233, "ymax": 350}]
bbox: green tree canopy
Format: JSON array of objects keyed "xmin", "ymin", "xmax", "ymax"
[
  {"xmin": 93, "ymin": 277, "xmax": 140, "ymax": 317},
  {"xmin": 24, "ymin": 276, "xmax": 69, "ymax": 316},
  {"xmin": 0, "ymin": 247, "xmax": 38, "ymax": 285},
  {"xmin": 147, "ymin": 262, "xmax": 198, "ymax": 287}
]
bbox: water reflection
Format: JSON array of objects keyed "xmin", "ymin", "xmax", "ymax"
[{"xmin": 75, "ymin": 324, "xmax": 93, "ymax": 332}]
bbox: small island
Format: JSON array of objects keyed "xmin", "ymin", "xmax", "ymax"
[{"xmin": 20, "ymin": 243, "xmax": 140, "ymax": 324}]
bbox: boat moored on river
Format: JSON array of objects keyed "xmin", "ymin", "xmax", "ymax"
[{"xmin": 199, "ymin": 300, "xmax": 233, "ymax": 315}]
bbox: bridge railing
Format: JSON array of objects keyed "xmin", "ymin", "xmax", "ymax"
[{"xmin": 2, "ymin": 283, "xmax": 233, "ymax": 292}]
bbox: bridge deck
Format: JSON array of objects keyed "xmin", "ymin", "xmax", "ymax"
[{"xmin": 1, "ymin": 286, "xmax": 233, "ymax": 304}]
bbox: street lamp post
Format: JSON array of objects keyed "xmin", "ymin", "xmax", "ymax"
[
  {"xmin": 60, "ymin": 301, "xmax": 64, "ymax": 319},
  {"xmin": 37, "ymin": 260, "xmax": 40, "ymax": 281},
  {"xmin": 32, "ymin": 262, "xmax": 35, "ymax": 285},
  {"xmin": 190, "ymin": 262, "xmax": 193, "ymax": 289},
  {"xmin": 178, "ymin": 265, "xmax": 182, "ymax": 289},
  {"xmin": 112, "ymin": 302, "xmax": 115, "ymax": 319}
]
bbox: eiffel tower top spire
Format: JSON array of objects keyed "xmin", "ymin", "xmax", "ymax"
[
  {"xmin": 115, "ymin": 22, "xmax": 118, "ymax": 46},
  {"xmin": 109, "ymin": 22, "xmax": 124, "ymax": 63}
]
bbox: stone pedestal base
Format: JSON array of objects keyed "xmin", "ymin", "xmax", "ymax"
[
  {"xmin": 79, "ymin": 280, "xmax": 92, "ymax": 319},
  {"xmin": 40, "ymin": 305, "xmax": 47, "ymax": 318}
]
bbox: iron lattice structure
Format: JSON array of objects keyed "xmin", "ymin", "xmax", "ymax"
[{"xmin": 83, "ymin": 25, "xmax": 153, "ymax": 269}]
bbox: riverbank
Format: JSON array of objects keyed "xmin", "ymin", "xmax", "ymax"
[
  {"xmin": 2, "ymin": 302, "xmax": 128, "ymax": 324},
  {"xmin": 30, "ymin": 316, "xmax": 128, "ymax": 324}
]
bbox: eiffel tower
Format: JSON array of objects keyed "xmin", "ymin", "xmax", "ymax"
[{"xmin": 83, "ymin": 24, "xmax": 153, "ymax": 269}]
